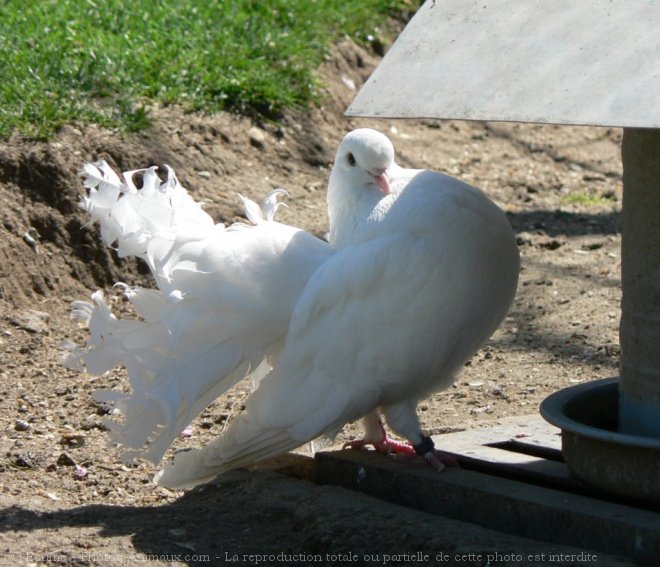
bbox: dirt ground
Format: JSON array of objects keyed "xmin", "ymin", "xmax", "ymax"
[{"xmin": 0, "ymin": 38, "xmax": 632, "ymax": 566}]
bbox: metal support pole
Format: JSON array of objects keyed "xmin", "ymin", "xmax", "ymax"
[{"xmin": 619, "ymin": 128, "xmax": 660, "ymax": 437}]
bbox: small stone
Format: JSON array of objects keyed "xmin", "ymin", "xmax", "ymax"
[
  {"xmin": 341, "ymin": 75, "xmax": 356, "ymax": 91},
  {"xmin": 59, "ymin": 434, "xmax": 85, "ymax": 447},
  {"xmin": 57, "ymin": 453, "xmax": 77, "ymax": 467},
  {"xmin": 540, "ymin": 238, "xmax": 563, "ymax": 251},
  {"xmin": 74, "ymin": 465, "xmax": 88, "ymax": 479},
  {"xmin": 13, "ymin": 453, "xmax": 37, "ymax": 468},
  {"xmin": 247, "ymin": 127, "xmax": 267, "ymax": 149},
  {"xmin": 80, "ymin": 418, "xmax": 108, "ymax": 432},
  {"xmin": 23, "ymin": 231, "xmax": 38, "ymax": 249},
  {"xmin": 515, "ymin": 232, "xmax": 534, "ymax": 246},
  {"xmin": 197, "ymin": 170, "xmax": 212, "ymax": 179},
  {"xmin": 10, "ymin": 310, "xmax": 50, "ymax": 334},
  {"xmin": 14, "ymin": 419, "xmax": 31, "ymax": 432}
]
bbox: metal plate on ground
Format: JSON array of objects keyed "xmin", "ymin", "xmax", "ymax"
[
  {"xmin": 347, "ymin": 0, "xmax": 660, "ymax": 128},
  {"xmin": 431, "ymin": 415, "xmax": 574, "ymax": 489}
]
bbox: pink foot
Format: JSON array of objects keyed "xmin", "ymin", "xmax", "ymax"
[
  {"xmin": 343, "ymin": 418, "xmax": 459, "ymax": 472},
  {"xmin": 411, "ymin": 436, "xmax": 460, "ymax": 472},
  {"xmin": 343, "ymin": 435, "xmax": 416, "ymax": 456}
]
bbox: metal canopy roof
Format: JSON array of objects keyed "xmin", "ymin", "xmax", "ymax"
[{"xmin": 347, "ymin": 0, "xmax": 660, "ymax": 128}]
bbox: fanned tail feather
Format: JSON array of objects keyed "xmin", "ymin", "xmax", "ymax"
[
  {"xmin": 154, "ymin": 368, "xmax": 336, "ymax": 489},
  {"xmin": 64, "ymin": 287, "xmax": 270, "ymax": 464},
  {"xmin": 155, "ymin": 419, "xmax": 301, "ymax": 489},
  {"xmin": 80, "ymin": 161, "xmax": 215, "ymax": 263},
  {"xmin": 65, "ymin": 161, "xmax": 332, "ymax": 465}
]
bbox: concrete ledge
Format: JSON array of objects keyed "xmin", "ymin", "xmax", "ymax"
[{"xmin": 314, "ymin": 448, "xmax": 659, "ymax": 565}]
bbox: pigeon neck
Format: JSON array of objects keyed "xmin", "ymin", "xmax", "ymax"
[{"xmin": 327, "ymin": 173, "xmax": 391, "ymax": 250}]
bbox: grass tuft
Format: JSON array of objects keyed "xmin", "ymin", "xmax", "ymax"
[
  {"xmin": 561, "ymin": 191, "xmax": 618, "ymax": 207},
  {"xmin": 0, "ymin": 0, "xmax": 412, "ymax": 140}
]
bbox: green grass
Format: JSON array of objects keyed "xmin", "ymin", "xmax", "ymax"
[
  {"xmin": 561, "ymin": 191, "xmax": 618, "ymax": 206},
  {"xmin": 0, "ymin": 0, "xmax": 410, "ymax": 140}
]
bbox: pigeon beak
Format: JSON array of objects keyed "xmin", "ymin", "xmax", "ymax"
[{"xmin": 372, "ymin": 170, "xmax": 391, "ymax": 195}]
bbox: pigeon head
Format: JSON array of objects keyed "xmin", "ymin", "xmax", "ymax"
[
  {"xmin": 327, "ymin": 129, "xmax": 397, "ymax": 248},
  {"xmin": 333, "ymin": 128, "xmax": 395, "ymax": 195}
]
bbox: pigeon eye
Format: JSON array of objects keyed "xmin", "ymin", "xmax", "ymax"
[{"xmin": 347, "ymin": 152, "xmax": 356, "ymax": 166}]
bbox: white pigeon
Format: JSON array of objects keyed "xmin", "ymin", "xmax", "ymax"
[{"xmin": 65, "ymin": 128, "xmax": 519, "ymax": 489}]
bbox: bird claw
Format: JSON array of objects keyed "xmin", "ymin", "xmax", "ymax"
[
  {"xmin": 423, "ymin": 448, "xmax": 459, "ymax": 472},
  {"xmin": 343, "ymin": 435, "xmax": 416, "ymax": 456},
  {"xmin": 342, "ymin": 439, "xmax": 369, "ymax": 451},
  {"xmin": 343, "ymin": 435, "xmax": 459, "ymax": 475},
  {"xmin": 344, "ymin": 431, "xmax": 459, "ymax": 472}
]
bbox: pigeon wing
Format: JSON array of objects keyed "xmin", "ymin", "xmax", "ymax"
[{"xmin": 155, "ymin": 229, "xmax": 456, "ymax": 488}]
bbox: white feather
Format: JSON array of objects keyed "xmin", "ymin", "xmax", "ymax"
[{"xmin": 65, "ymin": 163, "xmax": 332, "ymax": 464}]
